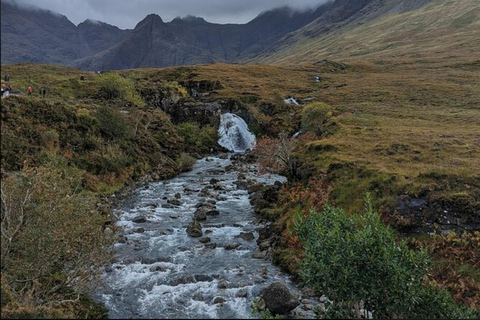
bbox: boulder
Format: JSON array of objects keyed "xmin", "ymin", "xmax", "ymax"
[
  {"xmin": 194, "ymin": 209, "xmax": 207, "ymax": 221},
  {"xmin": 260, "ymin": 282, "xmax": 300, "ymax": 315},
  {"xmin": 186, "ymin": 219, "xmax": 202, "ymax": 237},
  {"xmin": 132, "ymin": 215, "xmax": 147, "ymax": 223},
  {"xmin": 206, "ymin": 209, "xmax": 220, "ymax": 216},
  {"xmin": 236, "ymin": 232, "xmax": 255, "ymax": 241}
]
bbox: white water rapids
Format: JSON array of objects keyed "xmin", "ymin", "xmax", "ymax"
[{"xmin": 93, "ymin": 113, "xmax": 319, "ymax": 318}]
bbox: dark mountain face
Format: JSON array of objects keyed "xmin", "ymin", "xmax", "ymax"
[
  {"xmin": 1, "ymin": 0, "xmax": 435, "ymax": 70},
  {"xmin": 1, "ymin": 1, "xmax": 90, "ymax": 64},
  {"xmin": 77, "ymin": 19, "xmax": 130, "ymax": 53}
]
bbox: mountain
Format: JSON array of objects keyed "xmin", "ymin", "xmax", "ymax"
[
  {"xmin": 77, "ymin": 19, "xmax": 130, "ymax": 53},
  {"xmin": 0, "ymin": 0, "xmax": 128, "ymax": 65},
  {"xmin": 258, "ymin": 0, "xmax": 479, "ymax": 64},
  {"xmin": 2, "ymin": 0, "xmax": 477, "ymax": 70},
  {"xmin": 72, "ymin": 5, "xmax": 333, "ymax": 70},
  {"xmin": 1, "ymin": 0, "xmax": 90, "ymax": 64}
]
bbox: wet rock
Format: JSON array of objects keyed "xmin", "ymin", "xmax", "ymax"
[
  {"xmin": 200, "ymin": 237, "xmax": 211, "ymax": 243},
  {"xmin": 141, "ymin": 258, "xmax": 154, "ymax": 264},
  {"xmin": 194, "ymin": 275, "xmax": 214, "ymax": 282},
  {"xmin": 161, "ymin": 203, "xmax": 175, "ymax": 209},
  {"xmin": 156, "ymin": 256, "xmax": 173, "ymax": 263},
  {"xmin": 193, "ymin": 293, "xmax": 205, "ymax": 301},
  {"xmin": 133, "ymin": 227, "xmax": 145, "ymax": 233},
  {"xmin": 175, "ymin": 193, "xmax": 182, "ymax": 199},
  {"xmin": 247, "ymin": 183, "xmax": 263, "ymax": 194},
  {"xmin": 210, "ymin": 178, "xmax": 219, "ymax": 184},
  {"xmin": 146, "ymin": 202, "xmax": 157, "ymax": 208},
  {"xmin": 186, "ymin": 219, "xmax": 202, "ymax": 237},
  {"xmin": 224, "ymin": 243, "xmax": 241, "ymax": 250},
  {"xmin": 217, "ymin": 282, "xmax": 228, "ymax": 289},
  {"xmin": 206, "ymin": 242, "xmax": 217, "ymax": 249},
  {"xmin": 132, "ymin": 215, "xmax": 147, "ymax": 223},
  {"xmin": 213, "ymin": 297, "xmax": 225, "ymax": 304},
  {"xmin": 236, "ymin": 289, "xmax": 248, "ymax": 298},
  {"xmin": 194, "ymin": 209, "xmax": 207, "ymax": 221},
  {"xmin": 236, "ymin": 232, "xmax": 255, "ymax": 241},
  {"xmin": 206, "ymin": 209, "xmax": 220, "ymax": 216},
  {"xmin": 150, "ymin": 265, "xmax": 167, "ymax": 272},
  {"xmin": 252, "ymin": 251, "xmax": 267, "ymax": 259},
  {"xmin": 207, "ymin": 199, "xmax": 217, "ymax": 205},
  {"xmin": 205, "ymin": 229, "xmax": 213, "ymax": 234},
  {"xmin": 167, "ymin": 198, "xmax": 182, "ymax": 206},
  {"xmin": 260, "ymin": 282, "xmax": 300, "ymax": 315},
  {"xmin": 169, "ymin": 276, "xmax": 196, "ymax": 286},
  {"xmin": 236, "ymin": 180, "xmax": 248, "ymax": 190}
]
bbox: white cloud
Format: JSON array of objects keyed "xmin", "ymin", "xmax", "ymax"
[{"xmin": 10, "ymin": 0, "xmax": 331, "ymax": 29}]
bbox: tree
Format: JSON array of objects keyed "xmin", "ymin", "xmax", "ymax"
[{"xmin": 301, "ymin": 102, "xmax": 332, "ymax": 136}]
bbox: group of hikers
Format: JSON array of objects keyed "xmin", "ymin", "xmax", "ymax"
[{"xmin": 1, "ymin": 74, "xmax": 47, "ymax": 97}]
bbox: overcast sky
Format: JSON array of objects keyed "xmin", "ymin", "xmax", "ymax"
[{"xmin": 12, "ymin": 0, "xmax": 330, "ymax": 29}]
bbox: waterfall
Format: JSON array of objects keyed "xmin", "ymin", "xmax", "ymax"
[{"xmin": 217, "ymin": 113, "xmax": 256, "ymax": 153}]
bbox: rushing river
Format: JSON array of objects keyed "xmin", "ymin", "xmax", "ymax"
[{"xmin": 93, "ymin": 113, "xmax": 319, "ymax": 318}]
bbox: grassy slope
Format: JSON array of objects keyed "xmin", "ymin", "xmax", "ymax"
[{"xmin": 260, "ymin": 0, "xmax": 480, "ymax": 65}]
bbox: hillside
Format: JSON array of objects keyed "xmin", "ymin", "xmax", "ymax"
[{"xmin": 259, "ymin": 0, "xmax": 480, "ymax": 64}]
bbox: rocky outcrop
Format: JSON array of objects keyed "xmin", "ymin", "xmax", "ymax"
[{"xmin": 259, "ymin": 282, "xmax": 300, "ymax": 314}]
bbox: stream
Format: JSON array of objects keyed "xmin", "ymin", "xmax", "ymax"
[{"xmin": 93, "ymin": 114, "xmax": 320, "ymax": 319}]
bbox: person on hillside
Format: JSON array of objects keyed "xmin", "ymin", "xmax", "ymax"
[
  {"xmin": 28, "ymin": 86, "xmax": 33, "ymax": 95},
  {"xmin": 1, "ymin": 83, "xmax": 5, "ymax": 91},
  {"xmin": 8, "ymin": 84, "xmax": 12, "ymax": 91}
]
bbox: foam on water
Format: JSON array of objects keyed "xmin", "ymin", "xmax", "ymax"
[{"xmin": 218, "ymin": 113, "xmax": 256, "ymax": 152}]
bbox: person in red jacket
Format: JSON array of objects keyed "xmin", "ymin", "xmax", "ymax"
[{"xmin": 28, "ymin": 86, "xmax": 33, "ymax": 95}]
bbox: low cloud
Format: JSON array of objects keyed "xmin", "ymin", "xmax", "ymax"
[{"xmin": 11, "ymin": 0, "xmax": 331, "ymax": 29}]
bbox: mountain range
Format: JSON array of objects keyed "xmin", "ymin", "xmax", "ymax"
[{"xmin": 2, "ymin": 0, "xmax": 478, "ymax": 70}]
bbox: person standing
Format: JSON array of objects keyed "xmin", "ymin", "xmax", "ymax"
[{"xmin": 28, "ymin": 86, "xmax": 33, "ymax": 95}]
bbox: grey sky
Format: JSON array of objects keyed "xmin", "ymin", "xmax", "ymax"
[{"xmin": 12, "ymin": 0, "xmax": 331, "ymax": 29}]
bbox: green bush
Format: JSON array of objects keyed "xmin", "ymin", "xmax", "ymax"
[
  {"xmin": 301, "ymin": 102, "xmax": 332, "ymax": 136},
  {"xmin": 175, "ymin": 123, "xmax": 218, "ymax": 154},
  {"xmin": 96, "ymin": 73, "xmax": 145, "ymax": 107},
  {"xmin": 96, "ymin": 106, "xmax": 132, "ymax": 141},
  {"xmin": 295, "ymin": 195, "xmax": 477, "ymax": 319}
]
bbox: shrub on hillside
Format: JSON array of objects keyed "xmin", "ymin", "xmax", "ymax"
[
  {"xmin": 301, "ymin": 102, "xmax": 332, "ymax": 136},
  {"xmin": 0, "ymin": 164, "xmax": 114, "ymax": 318},
  {"xmin": 97, "ymin": 73, "xmax": 145, "ymax": 107},
  {"xmin": 295, "ymin": 195, "xmax": 477, "ymax": 319},
  {"xmin": 175, "ymin": 123, "xmax": 218, "ymax": 154},
  {"xmin": 96, "ymin": 105, "xmax": 132, "ymax": 141}
]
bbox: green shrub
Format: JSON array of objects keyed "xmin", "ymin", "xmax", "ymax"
[
  {"xmin": 175, "ymin": 123, "xmax": 218, "ymax": 154},
  {"xmin": 301, "ymin": 102, "xmax": 332, "ymax": 136},
  {"xmin": 295, "ymin": 195, "xmax": 477, "ymax": 319},
  {"xmin": 175, "ymin": 152, "xmax": 196, "ymax": 173},
  {"xmin": 96, "ymin": 106, "xmax": 132, "ymax": 141},
  {"xmin": 96, "ymin": 73, "xmax": 145, "ymax": 107}
]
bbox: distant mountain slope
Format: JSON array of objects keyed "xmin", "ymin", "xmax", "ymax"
[
  {"xmin": 258, "ymin": 0, "xmax": 479, "ymax": 64},
  {"xmin": 1, "ymin": 1, "xmax": 90, "ymax": 64},
  {"xmin": 72, "ymin": 5, "xmax": 333, "ymax": 70},
  {"xmin": 0, "ymin": 0, "xmax": 128, "ymax": 65}
]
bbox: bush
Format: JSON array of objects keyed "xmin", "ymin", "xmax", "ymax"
[
  {"xmin": 175, "ymin": 123, "xmax": 218, "ymax": 154},
  {"xmin": 301, "ymin": 102, "xmax": 332, "ymax": 136},
  {"xmin": 96, "ymin": 73, "xmax": 145, "ymax": 107},
  {"xmin": 295, "ymin": 195, "xmax": 477, "ymax": 319},
  {"xmin": 1, "ymin": 164, "xmax": 114, "ymax": 317},
  {"xmin": 96, "ymin": 106, "xmax": 132, "ymax": 141}
]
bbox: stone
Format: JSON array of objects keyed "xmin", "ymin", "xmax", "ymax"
[
  {"xmin": 213, "ymin": 297, "xmax": 225, "ymax": 304},
  {"xmin": 168, "ymin": 198, "xmax": 181, "ymax": 206},
  {"xmin": 260, "ymin": 282, "xmax": 300, "ymax": 315},
  {"xmin": 210, "ymin": 178, "xmax": 219, "ymax": 184},
  {"xmin": 186, "ymin": 219, "xmax": 202, "ymax": 237},
  {"xmin": 194, "ymin": 274, "xmax": 214, "ymax": 282},
  {"xmin": 206, "ymin": 242, "xmax": 217, "ymax": 249},
  {"xmin": 236, "ymin": 289, "xmax": 248, "ymax": 298},
  {"xmin": 224, "ymin": 243, "xmax": 241, "ymax": 250},
  {"xmin": 134, "ymin": 227, "xmax": 145, "ymax": 233},
  {"xmin": 169, "ymin": 276, "xmax": 195, "ymax": 286},
  {"xmin": 200, "ymin": 237, "xmax": 211, "ymax": 243},
  {"xmin": 192, "ymin": 293, "xmax": 205, "ymax": 301},
  {"xmin": 132, "ymin": 216, "xmax": 147, "ymax": 223},
  {"xmin": 217, "ymin": 282, "xmax": 228, "ymax": 289},
  {"xmin": 236, "ymin": 232, "xmax": 255, "ymax": 241},
  {"xmin": 150, "ymin": 265, "xmax": 167, "ymax": 272},
  {"xmin": 206, "ymin": 209, "xmax": 220, "ymax": 216},
  {"xmin": 162, "ymin": 203, "xmax": 175, "ymax": 209},
  {"xmin": 236, "ymin": 180, "xmax": 248, "ymax": 190},
  {"xmin": 175, "ymin": 193, "xmax": 182, "ymax": 199},
  {"xmin": 194, "ymin": 209, "xmax": 207, "ymax": 221},
  {"xmin": 252, "ymin": 251, "xmax": 266, "ymax": 259}
]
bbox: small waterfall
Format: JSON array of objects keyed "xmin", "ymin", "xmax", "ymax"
[{"xmin": 217, "ymin": 113, "xmax": 256, "ymax": 153}]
